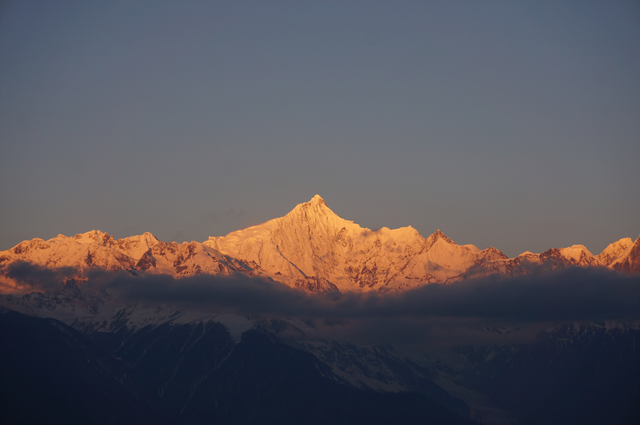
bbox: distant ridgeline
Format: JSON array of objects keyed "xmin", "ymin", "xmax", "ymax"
[{"xmin": 1, "ymin": 195, "xmax": 638, "ymax": 293}]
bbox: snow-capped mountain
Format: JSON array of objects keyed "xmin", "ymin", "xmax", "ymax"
[
  {"xmin": 203, "ymin": 195, "xmax": 507, "ymax": 291},
  {"xmin": 0, "ymin": 230, "xmax": 266, "ymax": 292},
  {"xmin": 1, "ymin": 195, "xmax": 638, "ymax": 293},
  {"xmin": 600, "ymin": 237, "xmax": 640, "ymax": 273}
]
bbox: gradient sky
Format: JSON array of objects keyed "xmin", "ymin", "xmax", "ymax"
[{"xmin": 1, "ymin": 0, "xmax": 638, "ymax": 257}]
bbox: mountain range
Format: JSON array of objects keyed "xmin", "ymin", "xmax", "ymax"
[
  {"xmin": 1, "ymin": 195, "xmax": 638, "ymax": 293},
  {"xmin": 1, "ymin": 195, "xmax": 639, "ymax": 425}
]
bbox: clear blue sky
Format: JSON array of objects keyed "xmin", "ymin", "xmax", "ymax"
[{"xmin": 1, "ymin": 0, "xmax": 638, "ymax": 257}]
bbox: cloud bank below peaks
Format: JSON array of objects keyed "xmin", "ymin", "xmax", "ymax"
[{"xmin": 5, "ymin": 261, "xmax": 640, "ymax": 323}]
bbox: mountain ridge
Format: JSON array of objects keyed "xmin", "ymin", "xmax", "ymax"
[{"xmin": 1, "ymin": 195, "xmax": 638, "ymax": 293}]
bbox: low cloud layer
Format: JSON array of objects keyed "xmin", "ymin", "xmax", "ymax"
[
  {"xmin": 5, "ymin": 261, "xmax": 640, "ymax": 323},
  {"xmin": 3, "ymin": 261, "xmax": 78, "ymax": 292}
]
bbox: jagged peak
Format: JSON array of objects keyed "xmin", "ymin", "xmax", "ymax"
[
  {"xmin": 480, "ymin": 246, "xmax": 509, "ymax": 260},
  {"xmin": 207, "ymin": 195, "xmax": 353, "ymax": 245},
  {"xmin": 287, "ymin": 195, "xmax": 342, "ymax": 222},
  {"xmin": 561, "ymin": 244, "xmax": 592, "ymax": 253},
  {"xmin": 539, "ymin": 244, "xmax": 596, "ymax": 264},
  {"xmin": 308, "ymin": 194, "xmax": 326, "ymax": 205},
  {"xmin": 424, "ymin": 229, "xmax": 455, "ymax": 251},
  {"xmin": 120, "ymin": 231, "xmax": 159, "ymax": 242},
  {"xmin": 291, "ymin": 195, "xmax": 328, "ymax": 210},
  {"xmin": 73, "ymin": 229, "xmax": 108, "ymax": 239},
  {"xmin": 597, "ymin": 237, "xmax": 634, "ymax": 266},
  {"xmin": 76, "ymin": 229, "xmax": 107, "ymax": 237},
  {"xmin": 601, "ymin": 237, "xmax": 634, "ymax": 251},
  {"xmin": 557, "ymin": 245, "xmax": 595, "ymax": 262},
  {"xmin": 429, "ymin": 229, "xmax": 454, "ymax": 243},
  {"xmin": 570, "ymin": 244, "xmax": 588, "ymax": 249},
  {"xmin": 610, "ymin": 235, "xmax": 640, "ymax": 273},
  {"xmin": 73, "ymin": 230, "xmax": 114, "ymax": 245}
]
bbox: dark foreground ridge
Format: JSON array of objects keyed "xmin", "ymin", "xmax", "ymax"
[
  {"xmin": 0, "ymin": 309, "xmax": 475, "ymax": 425},
  {"xmin": 0, "ymin": 309, "xmax": 175, "ymax": 425}
]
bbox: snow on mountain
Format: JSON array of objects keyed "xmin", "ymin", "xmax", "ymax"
[
  {"xmin": 2, "ymin": 231, "xmax": 140, "ymax": 271},
  {"xmin": 1, "ymin": 196, "xmax": 638, "ymax": 293},
  {"xmin": 138, "ymin": 240, "xmax": 262, "ymax": 277},
  {"xmin": 389, "ymin": 230, "xmax": 504, "ymax": 288},
  {"xmin": 597, "ymin": 237, "xmax": 633, "ymax": 266},
  {"xmin": 610, "ymin": 235, "xmax": 640, "ymax": 273},
  {"xmin": 502, "ymin": 245, "xmax": 598, "ymax": 270},
  {"xmin": 507, "ymin": 238, "xmax": 639, "ymax": 272},
  {"xmin": 0, "ymin": 230, "xmax": 264, "ymax": 292},
  {"xmin": 61, "ymin": 230, "xmax": 161, "ymax": 261},
  {"xmin": 205, "ymin": 196, "xmax": 510, "ymax": 291},
  {"xmin": 540, "ymin": 244, "xmax": 599, "ymax": 267},
  {"xmin": 204, "ymin": 194, "xmax": 366, "ymax": 289}
]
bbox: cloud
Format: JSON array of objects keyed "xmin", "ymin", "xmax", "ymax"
[
  {"xmin": 3, "ymin": 261, "xmax": 79, "ymax": 291},
  {"xmin": 84, "ymin": 265, "xmax": 640, "ymax": 323},
  {"xmin": 99, "ymin": 271, "xmax": 319, "ymax": 316},
  {"xmin": 5, "ymin": 263, "xmax": 640, "ymax": 347},
  {"xmin": 390, "ymin": 266, "xmax": 640, "ymax": 322},
  {"xmin": 5, "ymin": 261, "xmax": 639, "ymax": 347},
  {"xmin": 5, "ymin": 261, "xmax": 640, "ymax": 323}
]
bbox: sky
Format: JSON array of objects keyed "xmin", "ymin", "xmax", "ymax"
[{"xmin": 1, "ymin": 0, "xmax": 638, "ymax": 257}]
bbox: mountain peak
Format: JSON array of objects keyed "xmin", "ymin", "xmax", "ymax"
[
  {"xmin": 73, "ymin": 230, "xmax": 115, "ymax": 245},
  {"xmin": 433, "ymin": 229, "xmax": 454, "ymax": 242},
  {"xmin": 424, "ymin": 229, "xmax": 455, "ymax": 251},
  {"xmin": 612, "ymin": 235, "xmax": 640, "ymax": 273},
  {"xmin": 308, "ymin": 194, "xmax": 326, "ymax": 205},
  {"xmin": 287, "ymin": 195, "xmax": 335, "ymax": 220}
]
